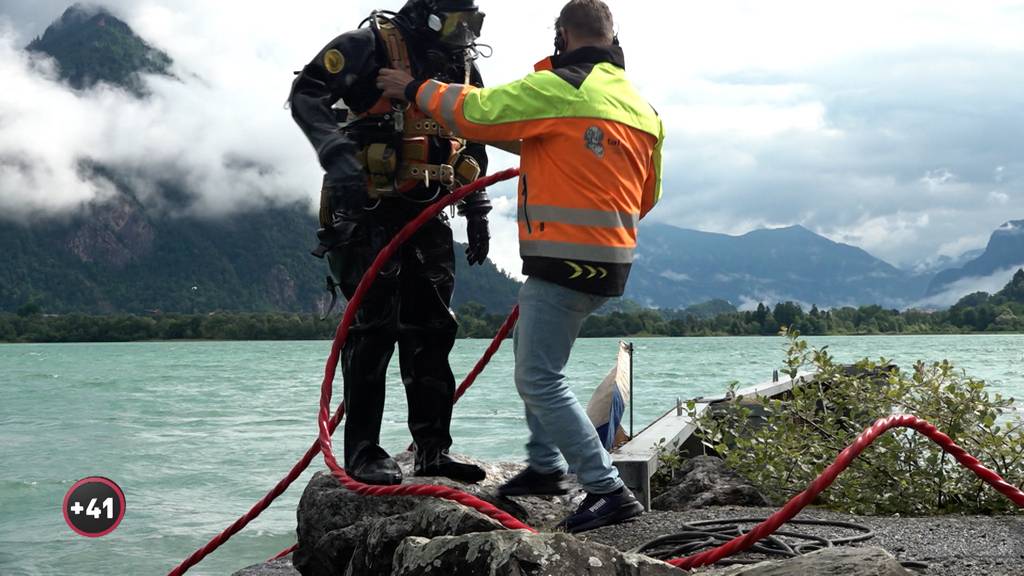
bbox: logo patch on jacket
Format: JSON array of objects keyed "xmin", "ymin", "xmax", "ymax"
[
  {"xmin": 584, "ymin": 126, "xmax": 605, "ymax": 159},
  {"xmin": 323, "ymin": 49, "xmax": 345, "ymax": 74}
]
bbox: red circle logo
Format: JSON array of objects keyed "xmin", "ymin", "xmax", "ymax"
[{"xmin": 62, "ymin": 477, "xmax": 126, "ymax": 538}]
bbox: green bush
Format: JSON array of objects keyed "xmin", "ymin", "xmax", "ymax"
[{"xmin": 692, "ymin": 330, "xmax": 1024, "ymax": 515}]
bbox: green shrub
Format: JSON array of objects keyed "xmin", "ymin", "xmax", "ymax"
[{"xmin": 692, "ymin": 330, "xmax": 1024, "ymax": 515}]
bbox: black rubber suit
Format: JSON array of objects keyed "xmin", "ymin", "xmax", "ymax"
[{"xmin": 289, "ymin": 1, "xmax": 491, "ymax": 485}]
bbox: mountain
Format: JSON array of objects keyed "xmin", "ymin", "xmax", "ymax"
[
  {"xmin": 0, "ymin": 185, "xmax": 521, "ymax": 315},
  {"xmin": 625, "ymin": 223, "xmax": 928, "ymax": 309},
  {"xmin": 26, "ymin": 4, "xmax": 172, "ymax": 94},
  {"xmin": 1, "ymin": 5, "xmax": 521, "ymax": 316},
  {"xmin": 996, "ymin": 268, "xmax": 1024, "ymax": 303},
  {"xmin": 927, "ymin": 221, "xmax": 1024, "ymax": 296}
]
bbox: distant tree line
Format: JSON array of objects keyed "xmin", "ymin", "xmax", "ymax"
[
  {"xmin": 0, "ymin": 302, "xmax": 516, "ymax": 343},
  {"xmin": 4, "ymin": 270, "xmax": 1023, "ymax": 343},
  {"xmin": 573, "ymin": 269, "xmax": 1024, "ymax": 337}
]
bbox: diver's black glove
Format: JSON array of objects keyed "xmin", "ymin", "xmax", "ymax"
[
  {"xmin": 465, "ymin": 214, "xmax": 490, "ymax": 266},
  {"xmin": 311, "ymin": 208, "xmax": 368, "ymax": 259}
]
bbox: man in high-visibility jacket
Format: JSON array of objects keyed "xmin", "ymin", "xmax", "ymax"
[{"xmin": 379, "ymin": 0, "xmax": 663, "ymax": 532}]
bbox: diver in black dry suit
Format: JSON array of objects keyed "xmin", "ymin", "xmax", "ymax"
[{"xmin": 289, "ymin": 0, "xmax": 491, "ymax": 485}]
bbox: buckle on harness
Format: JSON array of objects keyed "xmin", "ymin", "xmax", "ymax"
[
  {"xmin": 391, "ymin": 102, "xmax": 408, "ymax": 132},
  {"xmin": 406, "ymin": 164, "xmax": 455, "ymax": 188},
  {"xmin": 410, "ymin": 119, "xmax": 454, "ymax": 138},
  {"xmin": 451, "ymin": 154, "xmax": 481, "ymax": 187}
]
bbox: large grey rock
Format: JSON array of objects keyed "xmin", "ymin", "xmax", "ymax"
[
  {"xmin": 392, "ymin": 530, "xmax": 679, "ymax": 576},
  {"xmin": 231, "ymin": 556, "xmax": 299, "ymax": 576},
  {"xmin": 294, "ymin": 452, "xmax": 579, "ymax": 573},
  {"xmin": 698, "ymin": 546, "xmax": 914, "ymax": 575},
  {"xmin": 651, "ymin": 456, "xmax": 768, "ymax": 511},
  {"xmin": 304, "ymin": 499, "xmax": 502, "ymax": 576}
]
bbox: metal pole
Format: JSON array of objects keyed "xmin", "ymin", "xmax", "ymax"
[{"xmin": 628, "ymin": 341, "xmax": 634, "ymax": 439}]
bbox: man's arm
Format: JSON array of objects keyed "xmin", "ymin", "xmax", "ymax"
[
  {"xmin": 640, "ymin": 117, "xmax": 665, "ymax": 220},
  {"xmin": 289, "ymin": 29, "xmax": 378, "ymax": 214},
  {"xmin": 457, "ymin": 62, "xmax": 492, "ymax": 266},
  {"xmin": 457, "ymin": 62, "xmax": 492, "ymax": 215},
  {"xmin": 389, "ymin": 71, "xmax": 570, "ymax": 143}
]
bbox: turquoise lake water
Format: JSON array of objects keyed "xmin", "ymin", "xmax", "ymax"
[{"xmin": 2, "ymin": 335, "xmax": 1022, "ymax": 575}]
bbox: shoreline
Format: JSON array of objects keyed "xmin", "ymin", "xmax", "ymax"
[{"xmin": 3, "ymin": 331, "xmax": 1023, "ymax": 345}]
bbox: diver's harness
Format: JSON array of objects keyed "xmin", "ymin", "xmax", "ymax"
[
  {"xmin": 342, "ymin": 12, "xmax": 482, "ymax": 204},
  {"xmin": 320, "ymin": 12, "xmax": 484, "ymax": 319}
]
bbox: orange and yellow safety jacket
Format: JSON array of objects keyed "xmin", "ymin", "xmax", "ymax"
[{"xmin": 409, "ymin": 45, "xmax": 664, "ymax": 296}]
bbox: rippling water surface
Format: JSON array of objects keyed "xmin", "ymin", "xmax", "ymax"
[{"xmin": 1, "ymin": 335, "xmax": 1022, "ymax": 575}]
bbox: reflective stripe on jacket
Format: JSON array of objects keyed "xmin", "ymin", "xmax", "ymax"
[{"xmin": 414, "ymin": 45, "xmax": 664, "ymax": 296}]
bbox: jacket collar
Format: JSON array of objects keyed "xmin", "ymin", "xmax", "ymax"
[{"xmin": 534, "ymin": 45, "xmax": 626, "ymax": 72}]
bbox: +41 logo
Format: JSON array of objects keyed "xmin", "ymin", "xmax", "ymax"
[{"xmin": 63, "ymin": 477, "xmax": 126, "ymax": 538}]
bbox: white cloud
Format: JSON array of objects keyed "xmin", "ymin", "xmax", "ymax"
[
  {"xmin": 0, "ymin": 2, "xmax": 339, "ymax": 219},
  {"xmin": 736, "ymin": 291, "xmax": 813, "ymax": 312},
  {"xmin": 936, "ymin": 233, "xmax": 989, "ymax": 260},
  {"xmin": 1, "ymin": 0, "xmax": 1023, "ymax": 276},
  {"xmin": 660, "ymin": 271, "xmax": 691, "ymax": 282},
  {"xmin": 915, "ymin": 265, "xmax": 1024, "ymax": 308}
]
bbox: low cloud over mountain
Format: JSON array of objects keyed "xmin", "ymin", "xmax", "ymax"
[{"xmin": 1, "ymin": 1, "xmax": 1022, "ymax": 305}]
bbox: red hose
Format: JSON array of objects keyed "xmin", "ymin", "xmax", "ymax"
[
  {"xmin": 315, "ymin": 168, "xmax": 532, "ymax": 532},
  {"xmin": 267, "ymin": 309, "xmax": 524, "ymax": 564},
  {"xmin": 667, "ymin": 414, "xmax": 1024, "ymax": 569},
  {"xmin": 167, "ymin": 403, "xmax": 345, "ymax": 576},
  {"xmin": 454, "ymin": 306, "xmax": 520, "ymax": 403},
  {"xmin": 266, "ymin": 307, "xmax": 523, "ymax": 563},
  {"xmin": 406, "ymin": 305, "xmax": 520, "ymax": 452}
]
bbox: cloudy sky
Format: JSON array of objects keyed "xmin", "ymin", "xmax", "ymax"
[{"xmin": 1, "ymin": 0, "xmax": 1022, "ymax": 277}]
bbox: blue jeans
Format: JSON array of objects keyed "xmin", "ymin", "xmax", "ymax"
[{"xmin": 513, "ymin": 277, "xmax": 624, "ymax": 494}]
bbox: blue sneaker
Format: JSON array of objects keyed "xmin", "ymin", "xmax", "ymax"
[{"xmin": 556, "ymin": 486, "xmax": 644, "ymax": 533}]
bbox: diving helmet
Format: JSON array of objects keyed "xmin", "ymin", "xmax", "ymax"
[{"xmin": 401, "ymin": 0, "xmax": 485, "ymax": 47}]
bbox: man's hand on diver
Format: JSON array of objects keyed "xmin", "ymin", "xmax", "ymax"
[
  {"xmin": 465, "ymin": 214, "xmax": 490, "ymax": 266},
  {"xmin": 376, "ymin": 68, "xmax": 416, "ymax": 101}
]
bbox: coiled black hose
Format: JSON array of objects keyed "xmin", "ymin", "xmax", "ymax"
[{"xmin": 632, "ymin": 517, "xmax": 928, "ymax": 571}]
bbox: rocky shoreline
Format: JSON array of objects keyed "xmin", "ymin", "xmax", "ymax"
[{"xmin": 233, "ymin": 454, "xmax": 1022, "ymax": 576}]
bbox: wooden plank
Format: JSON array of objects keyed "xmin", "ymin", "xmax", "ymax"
[{"xmin": 612, "ymin": 372, "xmax": 812, "ymax": 510}]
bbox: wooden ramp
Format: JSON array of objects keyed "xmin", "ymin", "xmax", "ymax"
[{"xmin": 612, "ymin": 372, "xmax": 814, "ymax": 509}]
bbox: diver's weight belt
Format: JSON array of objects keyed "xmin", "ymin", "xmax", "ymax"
[{"xmin": 344, "ymin": 113, "xmax": 453, "ymax": 139}]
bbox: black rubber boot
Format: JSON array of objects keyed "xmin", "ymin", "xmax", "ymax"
[
  {"xmin": 415, "ymin": 452, "xmax": 487, "ymax": 484},
  {"xmin": 347, "ymin": 446, "xmax": 403, "ymax": 486},
  {"xmin": 498, "ymin": 466, "xmax": 570, "ymax": 497},
  {"xmin": 348, "ymin": 458, "xmax": 402, "ymax": 486}
]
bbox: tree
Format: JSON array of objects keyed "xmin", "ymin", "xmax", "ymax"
[
  {"xmin": 773, "ymin": 301, "xmax": 804, "ymax": 329},
  {"xmin": 16, "ymin": 301, "xmax": 42, "ymax": 317},
  {"xmin": 753, "ymin": 303, "xmax": 769, "ymax": 325},
  {"xmin": 996, "ymin": 269, "xmax": 1024, "ymax": 303}
]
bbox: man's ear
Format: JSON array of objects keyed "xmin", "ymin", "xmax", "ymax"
[{"xmin": 554, "ymin": 27, "xmax": 568, "ymax": 53}]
